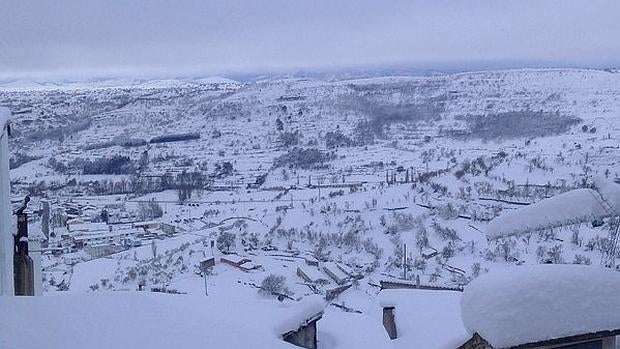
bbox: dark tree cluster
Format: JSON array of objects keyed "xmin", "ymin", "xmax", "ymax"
[
  {"xmin": 149, "ymin": 132, "xmax": 200, "ymax": 144},
  {"xmin": 9, "ymin": 152, "xmax": 42, "ymax": 170},
  {"xmin": 278, "ymin": 130, "xmax": 301, "ymax": 148},
  {"xmin": 273, "ymin": 147, "xmax": 335, "ymax": 169},
  {"xmin": 76, "ymin": 155, "xmax": 137, "ymax": 175},
  {"xmin": 324, "ymin": 130, "xmax": 353, "ymax": 149},
  {"xmin": 452, "ymin": 111, "xmax": 581, "ymax": 140}
]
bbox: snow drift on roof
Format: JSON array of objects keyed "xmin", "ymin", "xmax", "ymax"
[
  {"xmin": 378, "ymin": 289, "xmax": 470, "ymax": 349},
  {"xmin": 461, "ymin": 264, "xmax": 620, "ymax": 348},
  {"xmin": 594, "ymin": 176, "xmax": 620, "ymax": 215},
  {"xmin": 0, "ymin": 293, "xmax": 324, "ymax": 349},
  {"xmin": 486, "ymin": 188, "xmax": 607, "ymax": 239},
  {"xmin": 487, "ymin": 178, "xmax": 620, "ymax": 239}
]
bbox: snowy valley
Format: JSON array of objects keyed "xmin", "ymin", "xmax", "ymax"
[{"xmin": 2, "ymin": 68, "xmax": 620, "ymax": 348}]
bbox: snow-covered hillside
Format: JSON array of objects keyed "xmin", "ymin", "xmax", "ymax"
[{"xmin": 2, "ymin": 68, "xmax": 620, "ymax": 348}]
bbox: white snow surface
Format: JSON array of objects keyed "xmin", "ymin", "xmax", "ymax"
[
  {"xmin": 594, "ymin": 176, "xmax": 620, "ymax": 215},
  {"xmin": 378, "ymin": 289, "xmax": 470, "ymax": 349},
  {"xmin": 488, "ymin": 178, "xmax": 620, "ymax": 238},
  {"xmin": 318, "ymin": 310, "xmax": 392, "ymax": 349},
  {"xmin": 486, "ymin": 188, "xmax": 608, "ymax": 239},
  {"xmin": 461, "ymin": 264, "xmax": 620, "ymax": 348},
  {"xmin": 0, "ymin": 107, "xmax": 10, "ymax": 132},
  {"xmin": 0, "ymin": 293, "xmax": 324, "ymax": 349}
]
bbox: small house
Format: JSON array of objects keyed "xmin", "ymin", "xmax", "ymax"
[
  {"xmin": 160, "ymin": 222, "xmax": 176, "ymax": 235},
  {"xmin": 239, "ymin": 261, "xmax": 263, "ymax": 272},
  {"xmin": 84, "ymin": 243, "xmax": 124, "ymax": 258},
  {"xmin": 68, "ymin": 222, "xmax": 109, "ymax": 234},
  {"xmin": 421, "ymin": 247, "xmax": 439, "ymax": 259},
  {"xmin": 303, "ymin": 255, "xmax": 320, "ymax": 267},
  {"xmin": 297, "ymin": 265, "xmax": 329, "ymax": 284},
  {"xmin": 322, "ymin": 262, "xmax": 349, "ymax": 285},
  {"xmin": 132, "ymin": 221, "xmax": 160, "ymax": 230},
  {"xmin": 220, "ymin": 255, "xmax": 251, "ymax": 268}
]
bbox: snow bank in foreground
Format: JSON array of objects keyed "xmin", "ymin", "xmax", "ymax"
[
  {"xmin": 0, "ymin": 293, "xmax": 323, "ymax": 349},
  {"xmin": 461, "ymin": 265, "xmax": 620, "ymax": 348},
  {"xmin": 378, "ymin": 289, "xmax": 469, "ymax": 349},
  {"xmin": 486, "ymin": 188, "xmax": 607, "ymax": 238}
]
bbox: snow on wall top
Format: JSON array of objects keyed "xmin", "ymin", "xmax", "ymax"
[
  {"xmin": 378, "ymin": 289, "xmax": 470, "ymax": 349},
  {"xmin": 461, "ymin": 265, "xmax": 620, "ymax": 348},
  {"xmin": 272, "ymin": 294, "xmax": 324, "ymax": 336},
  {"xmin": 486, "ymin": 188, "xmax": 608, "ymax": 239},
  {"xmin": 0, "ymin": 293, "xmax": 324, "ymax": 349}
]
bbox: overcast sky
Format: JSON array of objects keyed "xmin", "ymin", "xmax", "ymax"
[{"xmin": 1, "ymin": 0, "xmax": 619, "ymax": 80}]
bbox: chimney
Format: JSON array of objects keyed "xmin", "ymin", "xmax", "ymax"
[{"xmin": 383, "ymin": 306, "xmax": 397, "ymax": 339}]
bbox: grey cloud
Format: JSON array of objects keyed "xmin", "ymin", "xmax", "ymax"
[{"xmin": 0, "ymin": 0, "xmax": 619, "ymax": 79}]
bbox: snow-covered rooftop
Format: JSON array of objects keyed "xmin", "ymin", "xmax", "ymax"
[
  {"xmin": 0, "ymin": 293, "xmax": 324, "ymax": 349},
  {"xmin": 461, "ymin": 264, "xmax": 620, "ymax": 348},
  {"xmin": 487, "ymin": 177, "xmax": 620, "ymax": 239},
  {"xmin": 487, "ymin": 188, "xmax": 607, "ymax": 238},
  {"xmin": 378, "ymin": 289, "xmax": 470, "ymax": 349}
]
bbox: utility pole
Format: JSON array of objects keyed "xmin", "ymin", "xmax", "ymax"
[
  {"xmin": 403, "ymin": 243, "xmax": 407, "ymax": 280},
  {"xmin": 203, "ymin": 269, "xmax": 208, "ymax": 296},
  {"xmin": 41, "ymin": 201, "xmax": 50, "ymax": 247}
]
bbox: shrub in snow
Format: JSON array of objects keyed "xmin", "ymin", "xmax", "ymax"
[
  {"xmin": 415, "ymin": 227, "xmax": 429, "ymax": 252},
  {"xmin": 259, "ymin": 274, "xmax": 291, "ymax": 297},
  {"xmin": 494, "ymin": 238, "xmax": 519, "ymax": 262},
  {"xmin": 138, "ymin": 200, "xmax": 163, "ymax": 220},
  {"xmin": 413, "ymin": 258, "xmax": 427, "ymax": 271},
  {"xmin": 362, "ymin": 238, "xmax": 383, "ymax": 260},
  {"xmin": 217, "ymin": 232, "xmax": 236, "ymax": 253},
  {"xmin": 572, "ymin": 254, "xmax": 592, "ymax": 265},
  {"xmin": 471, "ymin": 262, "xmax": 482, "ymax": 278},
  {"xmin": 546, "ymin": 244, "xmax": 564, "ymax": 264},
  {"xmin": 442, "ymin": 244, "xmax": 455, "ymax": 259},
  {"xmin": 433, "ymin": 222, "xmax": 459, "ymax": 241},
  {"xmin": 535, "ymin": 246, "xmax": 547, "ymax": 263},
  {"xmin": 570, "ymin": 229, "xmax": 581, "ymax": 246}
]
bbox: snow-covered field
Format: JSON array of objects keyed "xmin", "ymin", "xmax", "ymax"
[{"xmin": 3, "ymin": 68, "xmax": 620, "ymax": 348}]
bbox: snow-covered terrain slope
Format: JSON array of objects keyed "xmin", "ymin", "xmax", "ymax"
[{"xmin": 2, "ymin": 68, "xmax": 620, "ymax": 348}]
